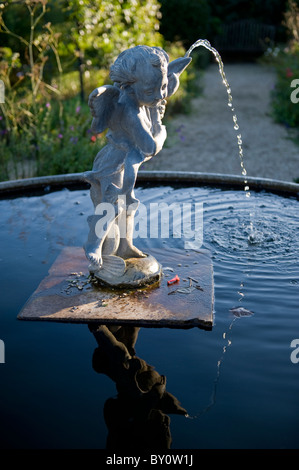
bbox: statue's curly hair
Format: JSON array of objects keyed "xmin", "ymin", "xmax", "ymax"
[{"xmin": 110, "ymin": 45, "xmax": 169, "ymax": 87}]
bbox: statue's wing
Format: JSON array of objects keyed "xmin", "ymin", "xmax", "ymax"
[
  {"xmin": 88, "ymin": 85, "xmax": 120, "ymax": 134},
  {"xmin": 167, "ymin": 57, "xmax": 192, "ymax": 98}
]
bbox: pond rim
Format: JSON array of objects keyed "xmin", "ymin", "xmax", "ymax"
[{"xmin": 0, "ymin": 171, "xmax": 298, "ymax": 199}]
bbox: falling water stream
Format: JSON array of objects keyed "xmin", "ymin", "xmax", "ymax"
[
  {"xmin": 185, "ymin": 39, "xmax": 250, "ymax": 199},
  {"xmin": 184, "ymin": 40, "xmax": 256, "ymax": 420}
]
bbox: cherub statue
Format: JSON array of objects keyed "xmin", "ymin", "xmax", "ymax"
[{"xmin": 84, "ymin": 45, "xmax": 191, "ymax": 284}]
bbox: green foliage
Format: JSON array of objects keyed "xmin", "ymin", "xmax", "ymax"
[
  {"xmin": 0, "ymin": 0, "xmax": 163, "ymax": 97},
  {"xmin": 0, "ymin": 95, "xmax": 106, "ymax": 180},
  {"xmin": 51, "ymin": 0, "xmax": 164, "ymax": 69},
  {"xmin": 265, "ymin": 1, "xmax": 299, "ymax": 129},
  {"xmin": 34, "ymin": 99, "xmax": 106, "ymax": 177},
  {"xmin": 57, "ymin": 68, "xmax": 110, "ymax": 99},
  {"xmin": 0, "ymin": 1, "xmax": 90, "ymax": 180},
  {"xmin": 0, "ymin": 0, "xmax": 199, "ymax": 181}
]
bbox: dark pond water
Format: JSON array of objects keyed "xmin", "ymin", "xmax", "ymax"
[{"xmin": 0, "ymin": 183, "xmax": 298, "ymax": 449}]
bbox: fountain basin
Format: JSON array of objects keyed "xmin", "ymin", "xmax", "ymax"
[
  {"xmin": 1, "ymin": 170, "xmax": 299, "ymax": 197},
  {"xmin": 0, "ymin": 171, "xmax": 299, "ymax": 449}
]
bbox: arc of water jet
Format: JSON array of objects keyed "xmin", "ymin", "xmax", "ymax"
[{"xmin": 185, "ymin": 39, "xmax": 251, "ymax": 199}]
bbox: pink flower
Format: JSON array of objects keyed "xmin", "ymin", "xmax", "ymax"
[
  {"xmin": 0, "ymin": 116, "xmax": 2, "ymax": 120},
  {"xmin": 90, "ymin": 135, "xmax": 96, "ymax": 142},
  {"xmin": 58, "ymin": 133, "xmax": 63, "ymax": 139},
  {"xmin": 286, "ymin": 67, "xmax": 294, "ymax": 78},
  {"xmin": 46, "ymin": 102, "xmax": 50, "ymax": 108},
  {"xmin": 76, "ymin": 106, "xmax": 81, "ymax": 113}
]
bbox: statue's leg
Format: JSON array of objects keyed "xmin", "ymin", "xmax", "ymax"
[
  {"xmin": 116, "ymin": 202, "xmax": 146, "ymax": 259},
  {"xmin": 121, "ymin": 150, "xmax": 144, "ymax": 205},
  {"xmin": 106, "ymin": 150, "xmax": 144, "ymax": 206},
  {"xmin": 114, "ymin": 326, "xmax": 140, "ymax": 356},
  {"xmin": 84, "ymin": 211, "xmax": 117, "ymax": 269},
  {"xmin": 84, "ymin": 175, "xmax": 121, "ymax": 269}
]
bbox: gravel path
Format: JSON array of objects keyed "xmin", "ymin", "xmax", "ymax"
[{"xmin": 145, "ymin": 62, "xmax": 299, "ymax": 182}]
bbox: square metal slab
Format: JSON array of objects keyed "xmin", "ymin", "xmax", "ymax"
[{"xmin": 18, "ymin": 246, "xmax": 214, "ymax": 329}]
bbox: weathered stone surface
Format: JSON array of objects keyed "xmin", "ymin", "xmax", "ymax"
[{"xmin": 18, "ymin": 246, "xmax": 214, "ymax": 329}]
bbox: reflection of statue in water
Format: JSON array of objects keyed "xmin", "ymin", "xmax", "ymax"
[
  {"xmin": 89, "ymin": 324, "xmax": 187, "ymax": 450},
  {"xmin": 84, "ymin": 46, "xmax": 191, "ymax": 286}
]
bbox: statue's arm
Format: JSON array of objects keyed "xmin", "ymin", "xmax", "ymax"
[
  {"xmin": 125, "ymin": 109, "xmax": 166, "ymax": 157},
  {"xmin": 149, "ymin": 107, "xmax": 167, "ymax": 155}
]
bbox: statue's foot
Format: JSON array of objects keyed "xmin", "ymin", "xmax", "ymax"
[
  {"xmin": 118, "ymin": 244, "xmax": 146, "ymax": 260},
  {"xmin": 87, "ymin": 253, "xmax": 103, "ymax": 270},
  {"xmin": 84, "ymin": 244, "xmax": 103, "ymax": 270}
]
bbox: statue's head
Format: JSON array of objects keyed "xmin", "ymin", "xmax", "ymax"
[
  {"xmin": 109, "ymin": 45, "xmax": 192, "ymax": 107},
  {"xmin": 110, "ymin": 45, "xmax": 169, "ymax": 107}
]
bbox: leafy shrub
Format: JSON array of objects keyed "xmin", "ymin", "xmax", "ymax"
[
  {"xmin": 265, "ymin": 1, "xmax": 299, "ymax": 128},
  {"xmin": 0, "ymin": 0, "xmax": 200, "ymax": 180}
]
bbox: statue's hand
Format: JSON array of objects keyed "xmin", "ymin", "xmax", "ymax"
[
  {"xmin": 152, "ymin": 124, "xmax": 167, "ymax": 155},
  {"xmin": 157, "ymin": 99, "xmax": 167, "ymax": 119},
  {"xmin": 150, "ymin": 102, "xmax": 166, "ymax": 135}
]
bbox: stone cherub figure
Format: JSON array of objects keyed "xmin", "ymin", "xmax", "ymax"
[{"xmin": 84, "ymin": 45, "xmax": 191, "ymax": 286}]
